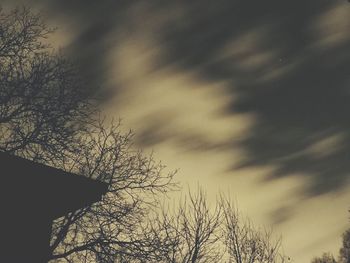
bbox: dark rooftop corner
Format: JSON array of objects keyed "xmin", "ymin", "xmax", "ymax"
[{"xmin": 0, "ymin": 152, "xmax": 109, "ymax": 262}]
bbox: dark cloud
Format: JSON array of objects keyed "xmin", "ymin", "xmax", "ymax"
[
  {"xmin": 7, "ymin": 0, "xmax": 350, "ymax": 197},
  {"xmin": 152, "ymin": 0, "xmax": 350, "ymax": 196},
  {"xmin": 11, "ymin": 0, "xmax": 135, "ymax": 98}
]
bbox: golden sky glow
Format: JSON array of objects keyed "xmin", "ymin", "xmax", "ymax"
[{"xmin": 3, "ymin": 1, "xmax": 350, "ymax": 261}]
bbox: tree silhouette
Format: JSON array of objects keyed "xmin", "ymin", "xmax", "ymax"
[
  {"xmin": 339, "ymin": 229, "xmax": 350, "ymax": 263},
  {"xmin": 0, "ymin": 7, "xmax": 92, "ymax": 162},
  {"xmin": 149, "ymin": 189, "xmax": 224, "ymax": 263},
  {"xmin": 0, "ymin": 7, "xmax": 175, "ymax": 262},
  {"xmin": 147, "ymin": 190, "xmax": 288, "ymax": 263},
  {"xmin": 47, "ymin": 120, "xmax": 176, "ymax": 262},
  {"xmin": 1, "ymin": 6, "xmax": 291, "ymax": 263},
  {"xmin": 311, "ymin": 227, "xmax": 350, "ymax": 263},
  {"xmin": 221, "ymin": 196, "xmax": 288, "ymax": 263},
  {"xmin": 311, "ymin": 253, "xmax": 337, "ymax": 263}
]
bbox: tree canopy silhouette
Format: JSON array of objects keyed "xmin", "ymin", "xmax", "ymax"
[
  {"xmin": 311, "ymin": 253, "xmax": 337, "ymax": 263},
  {"xmin": 311, "ymin": 227, "xmax": 350, "ymax": 263},
  {"xmin": 0, "ymin": 6, "xmax": 289, "ymax": 263},
  {"xmin": 145, "ymin": 190, "xmax": 288, "ymax": 263},
  {"xmin": 0, "ymin": 7, "xmax": 92, "ymax": 162},
  {"xmin": 339, "ymin": 229, "xmax": 350, "ymax": 263},
  {"xmin": 0, "ymin": 7, "xmax": 175, "ymax": 262}
]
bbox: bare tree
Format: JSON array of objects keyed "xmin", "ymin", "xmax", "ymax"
[
  {"xmin": 147, "ymin": 191, "xmax": 288, "ymax": 263},
  {"xmin": 149, "ymin": 189, "xmax": 224, "ymax": 263},
  {"xmin": 48, "ymin": 120, "xmax": 176, "ymax": 262},
  {"xmin": 339, "ymin": 229, "xmax": 350, "ymax": 263},
  {"xmin": 311, "ymin": 218, "xmax": 350, "ymax": 263},
  {"xmin": 311, "ymin": 253, "xmax": 337, "ymax": 263},
  {"xmin": 0, "ymin": 7, "xmax": 92, "ymax": 163},
  {"xmin": 1, "ymin": 7, "xmax": 290, "ymax": 263},
  {"xmin": 220, "ymin": 196, "xmax": 288, "ymax": 263},
  {"xmin": 0, "ymin": 7, "xmax": 175, "ymax": 262}
]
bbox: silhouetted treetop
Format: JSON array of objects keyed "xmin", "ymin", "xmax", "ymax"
[
  {"xmin": 311, "ymin": 253, "xmax": 337, "ymax": 263},
  {"xmin": 0, "ymin": 7, "xmax": 92, "ymax": 162}
]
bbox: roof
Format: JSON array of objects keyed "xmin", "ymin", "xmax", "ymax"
[{"xmin": 0, "ymin": 151, "xmax": 108, "ymax": 219}]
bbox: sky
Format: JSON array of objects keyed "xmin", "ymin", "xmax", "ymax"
[{"xmin": 3, "ymin": 0, "xmax": 350, "ymax": 261}]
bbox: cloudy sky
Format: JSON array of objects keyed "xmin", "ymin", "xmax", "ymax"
[{"xmin": 4, "ymin": 0, "xmax": 350, "ymax": 261}]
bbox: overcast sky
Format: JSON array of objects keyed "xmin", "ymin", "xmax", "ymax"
[{"xmin": 3, "ymin": 0, "xmax": 350, "ymax": 261}]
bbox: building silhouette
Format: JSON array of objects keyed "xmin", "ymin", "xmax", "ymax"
[{"xmin": 0, "ymin": 152, "xmax": 108, "ymax": 262}]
